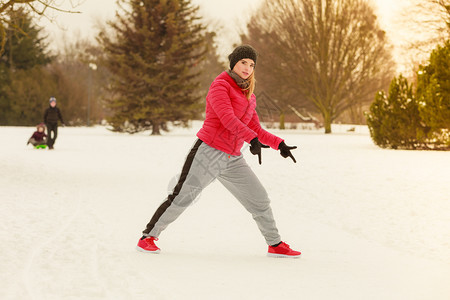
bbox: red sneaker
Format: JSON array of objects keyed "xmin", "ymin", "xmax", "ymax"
[
  {"xmin": 267, "ymin": 242, "xmax": 301, "ymax": 258},
  {"xmin": 136, "ymin": 236, "xmax": 160, "ymax": 254}
]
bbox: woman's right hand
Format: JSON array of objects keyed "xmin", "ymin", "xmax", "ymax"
[{"xmin": 250, "ymin": 137, "xmax": 269, "ymax": 165}]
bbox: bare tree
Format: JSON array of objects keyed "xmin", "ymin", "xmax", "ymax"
[
  {"xmin": 398, "ymin": 0, "xmax": 449, "ymax": 64},
  {"xmin": 242, "ymin": 0, "xmax": 395, "ymax": 133},
  {"xmin": 408, "ymin": 0, "xmax": 449, "ymax": 40},
  {"xmin": 0, "ymin": 0, "xmax": 82, "ymax": 53}
]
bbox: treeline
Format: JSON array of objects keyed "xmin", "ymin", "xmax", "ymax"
[
  {"xmin": 0, "ymin": 2, "xmax": 224, "ymax": 129},
  {"xmin": 0, "ymin": 0, "xmax": 448, "ymax": 143},
  {"xmin": 1, "ymin": 0, "xmax": 395, "ymax": 134},
  {"xmin": 0, "ymin": 8, "xmax": 108, "ymax": 126}
]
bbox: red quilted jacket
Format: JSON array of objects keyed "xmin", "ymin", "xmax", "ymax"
[{"xmin": 197, "ymin": 71, "xmax": 283, "ymax": 155}]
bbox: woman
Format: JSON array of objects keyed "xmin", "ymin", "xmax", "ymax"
[{"xmin": 137, "ymin": 45, "xmax": 300, "ymax": 258}]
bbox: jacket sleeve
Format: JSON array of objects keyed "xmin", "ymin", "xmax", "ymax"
[
  {"xmin": 57, "ymin": 108, "xmax": 64, "ymax": 124},
  {"xmin": 247, "ymin": 109, "xmax": 283, "ymax": 150},
  {"xmin": 208, "ymin": 81, "xmax": 257, "ymax": 143}
]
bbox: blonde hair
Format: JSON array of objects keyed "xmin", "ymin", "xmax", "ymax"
[{"xmin": 242, "ymin": 71, "xmax": 256, "ymax": 100}]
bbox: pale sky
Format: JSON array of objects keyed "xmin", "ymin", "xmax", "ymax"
[{"xmin": 37, "ymin": 0, "xmax": 414, "ymax": 71}]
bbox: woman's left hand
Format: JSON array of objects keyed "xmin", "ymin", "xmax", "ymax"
[{"xmin": 278, "ymin": 141, "xmax": 297, "ymax": 163}]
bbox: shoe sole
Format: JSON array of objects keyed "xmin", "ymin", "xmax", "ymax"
[
  {"xmin": 135, "ymin": 246, "xmax": 161, "ymax": 254},
  {"xmin": 267, "ymin": 253, "xmax": 301, "ymax": 259}
]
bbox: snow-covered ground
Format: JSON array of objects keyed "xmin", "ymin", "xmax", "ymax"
[{"xmin": 1, "ymin": 123, "xmax": 449, "ymax": 300}]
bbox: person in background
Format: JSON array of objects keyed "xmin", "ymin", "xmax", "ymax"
[
  {"xmin": 27, "ymin": 123, "xmax": 47, "ymax": 149},
  {"xmin": 137, "ymin": 45, "xmax": 301, "ymax": 258},
  {"xmin": 44, "ymin": 97, "xmax": 64, "ymax": 150}
]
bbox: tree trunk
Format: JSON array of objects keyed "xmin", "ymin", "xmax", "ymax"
[
  {"xmin": 151, "ymin": 122, "xmax": 161, "ymax": 135},
  {"xmin": 323, "ymin": 112, "xmax": 332, "ymax": 134},
  {"xmin": 279, "ymin": 112, "xmax": 285, "ymax": 130}
]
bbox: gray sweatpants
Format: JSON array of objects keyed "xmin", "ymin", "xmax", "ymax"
[{"xmin": 143, "ymin": 139, "xmax": 281, "ymax": 245}]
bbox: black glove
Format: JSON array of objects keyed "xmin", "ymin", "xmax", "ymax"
[
  {"xmin": 278, "ymin": 141, "xmax": 297, "ymax": 163},
  {"xmin": 250, "ymin": 137, "xmax": 269, "ymax": 165}
]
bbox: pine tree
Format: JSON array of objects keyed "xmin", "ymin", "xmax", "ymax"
[
  {"xmin": 367, "ymin": 41, "xmax": 450, "ymax": 150},
  {"xmin": 99, "ymin": 0, "xmax": 207, "ymax": 135},
  {"xmin": 0, "ymin": 7, "xmax": 52, "ymax": 125},
  {"xmin": 416, "ymin": 40, "xmax": 450, "ymax": 147},
  {"xmin": 366, "ymin": 75, "xmax": 422, "ymax": 149},
  {"xmin": 3, "ymin": 66, "xmax": 57, "ymax": 125},
  {"xmin": 1, "ymin": 8, "xmax": 50, "ymax": 69}
]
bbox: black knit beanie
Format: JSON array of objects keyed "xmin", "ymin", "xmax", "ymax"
[{"xmin": 228, "ymin": 45, "xmax": 258, "ymax": 70}]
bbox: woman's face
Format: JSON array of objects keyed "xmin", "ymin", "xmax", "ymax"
[{"xmin": 232, "ymin": 58, "xmax": 255, "ymax": 80}]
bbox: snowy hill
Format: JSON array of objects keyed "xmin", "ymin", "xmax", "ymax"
[{"xmin": 1, "ymin": 124, "xmax": 449, "ymax": 300}]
